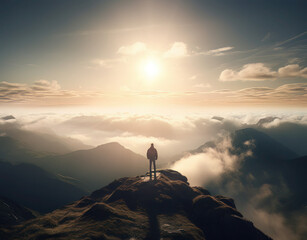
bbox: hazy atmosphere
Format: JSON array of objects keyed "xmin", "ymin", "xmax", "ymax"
[
  {"xmin": 1, "ymin": 0, "xmax": 306, "ymax": 108},
  {"xmin": 0, "ymin": 1, "xmax": 306, "ymax": 240}
]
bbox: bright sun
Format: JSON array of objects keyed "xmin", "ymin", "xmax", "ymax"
[{"xmin": 143, "ymin": 59, "xmax": 160, "ymax": 79}]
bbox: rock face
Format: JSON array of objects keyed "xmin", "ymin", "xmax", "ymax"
[{"xmin": 1, "ymin": 170, "xmax": 272, "ymax": 240}]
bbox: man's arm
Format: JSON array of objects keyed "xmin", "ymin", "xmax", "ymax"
[{"xmin": 155, "ymin": 149, "xmax": 158, "ymax": 160}]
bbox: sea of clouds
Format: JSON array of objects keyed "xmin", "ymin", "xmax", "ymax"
[{"xmin": 0, "ymin": 108, "xmax": 306, "ymax": 239}]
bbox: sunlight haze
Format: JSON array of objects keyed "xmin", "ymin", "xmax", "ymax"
[{"xmin": 1, "ymin": 0, "xmax": 306, "ymax": 109}]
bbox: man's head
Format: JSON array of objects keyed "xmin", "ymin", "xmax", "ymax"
[{"xmin": 151, "ymin": 143, "xmax": 154, "ymax": 147}]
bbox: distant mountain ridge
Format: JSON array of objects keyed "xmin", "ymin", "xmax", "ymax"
[
  {"xmin": 0, "ymin": 136, "xmax": 45, "ymax": 163},
  {"xmin": 189, "ymin": 128, "xmax": 297, "ymax": 160},
  {"xmin": 0, "ymin": 134, "xmax": 149, "ymax": 192},
  {"xmin": 231, "ymin": 128, "xmax": 298, "ymax": 161},
  {"xmin": 0, "ymin": 124, "xmax": 91, "ymax": 157},
  {"xmin": 256, "ymin": 121, "xmax": 307, "ymax": 156},
  {"xmin": 36, "ymin": 142, "xmax": 148, "ymax": 191}
]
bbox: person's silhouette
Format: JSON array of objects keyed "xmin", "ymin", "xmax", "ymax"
[{"xmin": 147, "ymin": 143, "xmax": 158, "ymax": 180}]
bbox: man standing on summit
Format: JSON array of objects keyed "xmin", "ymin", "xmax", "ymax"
[{"xmin": 147, "ymin": 143, "xmax": 158, "ymax": 180}]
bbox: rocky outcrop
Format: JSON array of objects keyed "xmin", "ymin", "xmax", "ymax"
[{"xmin": 1, "ymin": 170, "xmax": 272, "ymax": 240}]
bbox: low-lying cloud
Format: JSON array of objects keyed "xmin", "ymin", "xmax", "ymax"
[
  {"xmin": 171, "ymin": 136, "xmax": 252, "ymax": 186},
  {"xmin": 3, "ymin": 109, "xmax": 306, "ymax": 157}
]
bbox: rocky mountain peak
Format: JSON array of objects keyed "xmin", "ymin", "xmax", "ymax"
[{"xmin": 2, "ymin": 170, "xmax": 272, "ymax": 240}]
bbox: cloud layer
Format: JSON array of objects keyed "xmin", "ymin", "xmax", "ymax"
[
  {"xmin": 0, "ymin": 80, "xmax": 102, "ymax": 105},
  {"xmin": 0, "ymin": 80, "xmax": 73, "ymax": 102},
  {"xmin": 0, "ymin": 80, "xmax": 306, "ymax": 107},
  {"xmin": 4, "ymin": 109, "xmax": 305, "ymax": 161}
]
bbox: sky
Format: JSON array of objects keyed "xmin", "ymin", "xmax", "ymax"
[{"xmin": 0, "ymin": 0, "xmax": 307, "ymax": 109}]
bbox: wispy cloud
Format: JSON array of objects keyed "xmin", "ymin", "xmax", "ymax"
[
  {"xmin": 92, "ymin": 41, "xmax": 190, "ymax": 68},
  {"xmin": 92, "ymin": 58, "xmax": 126, "ymax": 68},
  {"xmin": 117, "ymin": 42, "xmax": 147, "ymax": 55},
  {"xmin": 193, "ymin": 83, "xmax": 211, "ymax": 89},
  {"xmin": 261, "ymin": 32, "xmax": 271, "ymax": 42},
  {"xmin": 218, "ymin": 31, "xmax": 307, "ymax": 71},
  {"xmin": 163, "ymin": 42, "xmax": 188, "ymax": 58},
  {"xmin": 58, "ymin": 24, "xmax": 164, "ymax": 37},
  {"xmin": 189, "ymin": 75, "xmax": 198, "ymax": 80},
  {"xmin": 31, "ymin": 80, "xmax": 61, "ymax": 91},
  {"xmin": 275, "ymin": 31, "xmax": 307, "ymax": 47},
  {"xmin": 92, "ymin": 42, "xmax": 236, "ymax": 70},
  {"xmin": 206, "ymin": 46, "xmax": 234, "ymax": 56}
]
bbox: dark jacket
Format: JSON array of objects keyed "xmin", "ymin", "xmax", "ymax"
[{"xmin": 147, "ymin": 147, "xmax": 158, "ymax": 160}]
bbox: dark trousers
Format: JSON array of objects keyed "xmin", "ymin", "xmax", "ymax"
[{"xmin": 149, "ymin": 159, "xmax": 156, "ymax": 180}]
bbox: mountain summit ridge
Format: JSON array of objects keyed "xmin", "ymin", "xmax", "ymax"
[
  {"xmin": 34, "ymin": 141, "xmax": 147, "ymax": 191},
  {"xmin": 2, "ymin": 169, "xmax": 272, "ymax": 240}
]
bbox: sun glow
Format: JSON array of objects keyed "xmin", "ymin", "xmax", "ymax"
[{"xmin": 142, "ymin": 59, "xmax": 160, "ymax": 80}]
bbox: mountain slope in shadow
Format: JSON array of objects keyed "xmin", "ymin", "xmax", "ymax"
[
  {"xmin": 1, "ymin": 170, "xmax": 272, "ymax": 240},
  {"xmin": 0, "ymin": 195, "xmax": 36, "ymax": 227},
  {"xmin": 256, "ymin": 121, "xmax": 307, "ymax": 156},
  {"xmin": 0, "ymin": 136, "xmax": 45, "ymax": 163},
  {"xmin": 231, "ymin": 127, "xmax": 298, "ymax": 160},
  {"xmin": 0, "ymin": 161, "xmax": 86, "ymax": 213},
  {"xmin": 192, "ymin": 128, "xmax": 297, "ymax": 159},
  {"xmin": 37, "ymin": 142, "xmax": 148, "ymax": 191}
]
